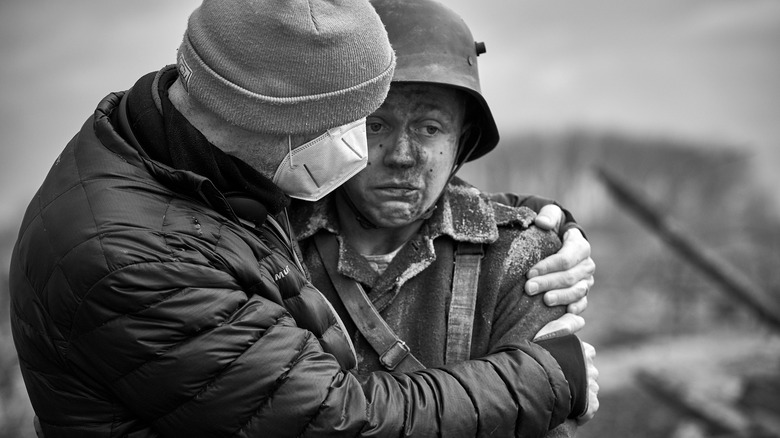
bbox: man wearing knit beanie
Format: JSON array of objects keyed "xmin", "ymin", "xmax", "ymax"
[
  {"xmin": 177, "ymin": 0, "xmax": 395, "ymax": 135},
  {"xmin": 13, "ymin": 0, "xmax": 588, "ymax": 436}
]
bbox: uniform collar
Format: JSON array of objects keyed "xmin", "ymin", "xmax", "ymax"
[
  {"xmin": 292, "ymin": 178, "xmax": 535, "ymax": 311},
  {"xmin": 293, "ymin": 177, "xmax": 534, "ymax": 243}
]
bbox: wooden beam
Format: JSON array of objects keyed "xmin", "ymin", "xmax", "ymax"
[{"xmin": 597, "ymin": 167, "xmax": 780, "ymax": 332}]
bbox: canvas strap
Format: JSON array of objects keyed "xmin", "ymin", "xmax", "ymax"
[
  {"xmin": 313, "ymin": 232, "xmax": 425, "ymax": 372},
  {"xmin": 445, "ymin": 242, "xmax": 484, "ymax": 364}
]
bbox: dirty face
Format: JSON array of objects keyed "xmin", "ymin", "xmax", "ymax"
[{"xmin": 341, "ymin": 83, "xmax": 467, "ymax": 229}]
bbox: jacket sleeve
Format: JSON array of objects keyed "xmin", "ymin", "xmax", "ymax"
[
  {"xmin": 486, "ymin": 192, "xmax": 584, "ymax": 239},
  {"xmin": 483, "ymin": 220, "xmax": 588, "ymax": 435},
  {"xmin": 65, "ymin": 262, "xmax": 575, "ymax": 438}
]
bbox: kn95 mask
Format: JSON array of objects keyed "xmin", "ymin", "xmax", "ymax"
[{"xmin": 273, "ymin": 118, "xmax": 368, "ymax": 201}]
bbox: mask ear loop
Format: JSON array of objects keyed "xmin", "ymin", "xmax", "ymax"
[{"xmin": 287, "ymin": 136, "xmax": 298, "ymax": 169}]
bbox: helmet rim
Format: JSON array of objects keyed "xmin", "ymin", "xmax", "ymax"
[{"xmin": 372, "ymin": 0, "xmax": 500, "ymax": 162}]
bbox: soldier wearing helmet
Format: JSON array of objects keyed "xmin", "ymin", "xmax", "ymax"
[{"xmin": 291, "ymin": 0, "xmax": 599, "ymax": 435}]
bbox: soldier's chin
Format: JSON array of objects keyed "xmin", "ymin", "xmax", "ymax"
[
  {"xmin": 367, "ymin": 203, "xmax": 423, "ymax": 229},
  {"xmin": 376, "ymin": 199, "xmax": 442, "ymax": 228}
]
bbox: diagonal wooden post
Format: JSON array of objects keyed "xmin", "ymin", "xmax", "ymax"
[
  {"xmin": 636, "ymin": 370, "xmax": 779, "ymax": 438},
  {"xmin": 597, "ymin": 166, "xmax": 780, "ymax": 333}
]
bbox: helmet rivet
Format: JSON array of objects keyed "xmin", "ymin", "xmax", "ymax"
[
  {"xmin": 467, "ymin": 56, "xmax": 474, "ymax": 66},
  {"xmin": 475, "ymin": 41, "xmax": 487, "ymax": 56}
]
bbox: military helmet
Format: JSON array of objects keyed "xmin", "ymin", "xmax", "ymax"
[{"xmin": 370, "ymin": 0, "xmax": 500, "ymax": 162}]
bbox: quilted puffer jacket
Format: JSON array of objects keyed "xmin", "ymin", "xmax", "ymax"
[{"xmin": 9, "ymin": 89, "xmax": 575, "ymax": 437}]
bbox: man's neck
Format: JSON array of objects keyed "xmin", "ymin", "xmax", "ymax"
[{"xmin": 334, "ymin": 192, "xmax": 423, "ymax": 255}]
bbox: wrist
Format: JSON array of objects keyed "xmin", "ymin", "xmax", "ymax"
[{"xmin": 535, "ymin": 334, "xmax": 588, "ymax": 418}]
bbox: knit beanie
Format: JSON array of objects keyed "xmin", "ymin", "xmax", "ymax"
[{"xmin": 177, "ymin": 0, "xmax": 396, "ymax": 135}]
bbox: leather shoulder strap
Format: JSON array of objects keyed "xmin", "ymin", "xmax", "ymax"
[
  {"xmin": 445, "ymin": 242, "xmax": 484, "ymax": 364},
  {"xmin": 313, "ymin": 232, "xmax": 425, "ymax": 372}
]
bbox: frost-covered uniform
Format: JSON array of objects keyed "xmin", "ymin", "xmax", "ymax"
[{"xmin": 294, "ymin": 178, "xmax": 588, "ymax": 436}]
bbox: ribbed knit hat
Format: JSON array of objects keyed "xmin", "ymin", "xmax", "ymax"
[{"xmin": 177, "ymin": 0, "xmax": 396, "ymax": 135}]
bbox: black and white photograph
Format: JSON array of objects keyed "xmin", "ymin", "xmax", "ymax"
[{"xmin": 1, "ymin": 0, "xmax": 779, "ymax": 437}]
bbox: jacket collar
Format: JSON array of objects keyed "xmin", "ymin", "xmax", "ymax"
[
  {"xmin": 93, "ymin": 78, "xmax": 248, "ymax": 227},
  {"xmin": 97, "ymin": 66, "xmax": 294, "ymax": 227}
]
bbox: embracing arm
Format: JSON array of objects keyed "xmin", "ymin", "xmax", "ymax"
[
  {"xmin": 488, "ymin": 192, "xmax": 595, "ymax": 333},
  {"xmin": 487, "ymin": 193, "xmax": 581, "ymax": 237},
  {"xmin": 486, "ymin": 222, "xmax": 597, "ymax": 432},
  {"xmin": 63, "ymin": 267, "xmax": 579, "ymax": 438}
]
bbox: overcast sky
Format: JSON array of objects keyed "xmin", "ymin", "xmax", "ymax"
[{"xmin": 1, "ymin": 0, "xmax": 779, "ymax": 227}]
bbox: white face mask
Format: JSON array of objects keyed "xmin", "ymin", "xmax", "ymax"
[{"xmin": 273, "ymin": 118, "xmax": 368, "ymax": 201}]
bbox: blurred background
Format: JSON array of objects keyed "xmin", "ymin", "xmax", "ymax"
[{"xmin": 1, "ymin": 0, "xmax": 779, "ymax": 436}]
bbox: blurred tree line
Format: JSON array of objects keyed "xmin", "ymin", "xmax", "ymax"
[
  {"xmin": 0, "ymin": 225, "xmax": 30, "ymax": 437},
  {"xmin": 460, "ymin": 130, "xmax": 780, "ymax": 344},
  {"xmin": 461, "ymin": 130, "xmax": 780, "ymax": 437}
]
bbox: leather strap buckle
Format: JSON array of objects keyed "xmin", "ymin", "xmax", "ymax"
[{"xmin": 379, "ymin": 340, "xmax": 411, "ymax": 371}]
